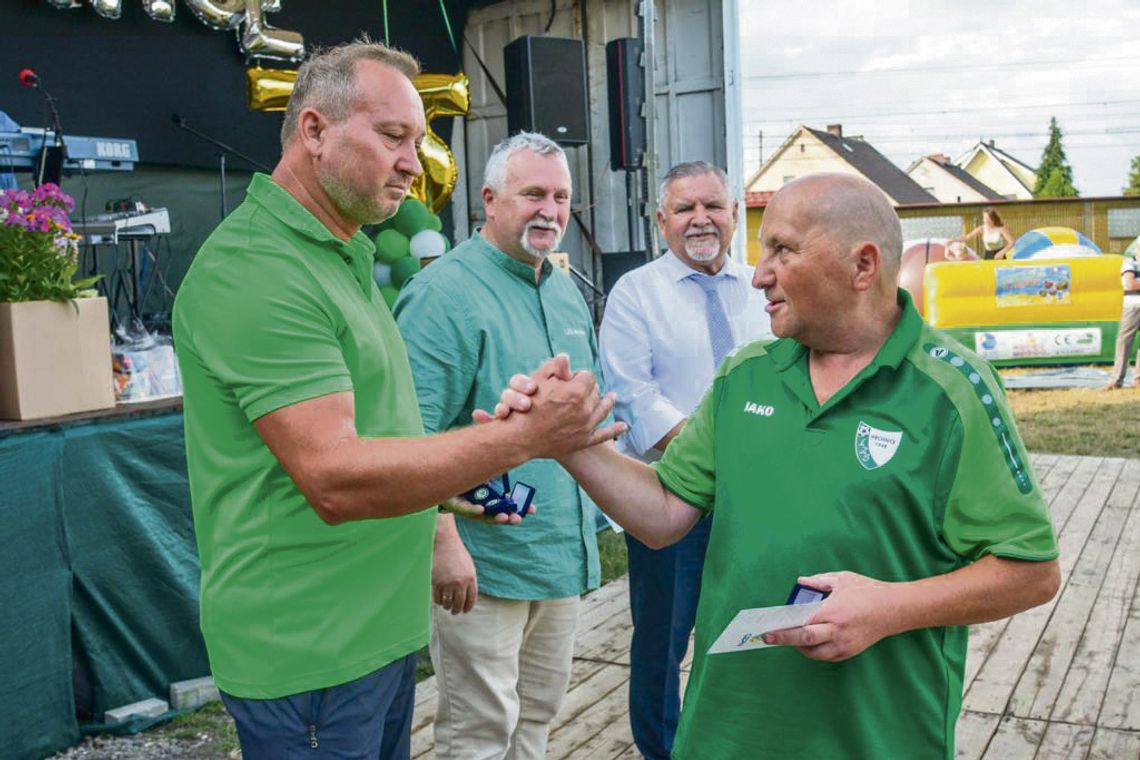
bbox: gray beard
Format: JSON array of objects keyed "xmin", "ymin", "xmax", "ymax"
[{"xmin": 519, "ymin": 221, "xmax": 564, "ymax": 260}]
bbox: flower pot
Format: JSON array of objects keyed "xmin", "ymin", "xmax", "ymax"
[{"xmin": 0, "ymin": 296, "xmax": 116, "ymax": 420}]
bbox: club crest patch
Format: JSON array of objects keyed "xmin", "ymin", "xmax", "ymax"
[{"xmin": 855, "ymin": 421, "xmax": 902, "ymax": 470}]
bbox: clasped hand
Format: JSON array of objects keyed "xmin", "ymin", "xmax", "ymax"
[
  {"xmin": 439, "ymin": 355, "xmax": 625, "ymax": 525},
  {"xmin": 472, "ymin": 354, "xmax": 626, "ymax": 454}
]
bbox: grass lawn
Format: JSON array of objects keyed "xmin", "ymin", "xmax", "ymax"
[{"xmin": 1006, "ymin": 384, "xmax": 1140, "ymax": 458}]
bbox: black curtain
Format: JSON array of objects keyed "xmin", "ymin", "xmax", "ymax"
[{"xmin": 0, "ymin": 0, "xmax": 470, "ymax": 169}]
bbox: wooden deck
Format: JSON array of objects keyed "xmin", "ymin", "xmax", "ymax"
[{"xmin": 411, "ymin": 454, "xmax": 1140, "ymax": 759}]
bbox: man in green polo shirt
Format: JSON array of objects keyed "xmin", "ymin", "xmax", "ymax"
[
  {"xmin": 172, "ymin": 41, "xmax": 622, "ymax": 760},
  {"xmin": 393, "ymin": 132, "xmax": 606, "ymax": 759},
  {"xmin": 499, "ymin": 173, "xmax": 1060, "ymax": 758}
]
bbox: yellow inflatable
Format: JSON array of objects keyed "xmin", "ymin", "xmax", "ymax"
[
  {"xmin": 924, "ymin": 257, "xmax": 1123, "ymax": 328},
  {"xmin": 921, "ymin": 256, "xmax": 1125, "ymax": 365}
]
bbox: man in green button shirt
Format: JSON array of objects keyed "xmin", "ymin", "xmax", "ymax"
[
  {"xmin": 498, "ymin": 172, "xmax": 1061, "ymax": 758},
  {"xmin": 173, "ymin": 42, "xmax": 621, "ymax": 760},
  {"xmin": 393, "ymin": 132, "xmax": 605, "ymax": 759}
]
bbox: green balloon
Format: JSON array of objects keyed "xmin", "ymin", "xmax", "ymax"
[
  {"xmin": 374, "ymin": 228, "xmax": 410, "ymax": 264},
  {"xmin": 380, "ymin": 285, "xmax": 400, "ymax": 309},
  {"xmin": 390, "ymin": 255, "xmax": 422, "ymax": 288},
  {"xmin": 425, "ymin": 214, "xmax": 443, "ymax": 232},
  {"xmin": 392, "ymin": 198, "xmax": 431, "ymax": 238}
]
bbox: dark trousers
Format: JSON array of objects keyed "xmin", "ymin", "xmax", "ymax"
[
  {"xmin": 625, "ymin": 516, "xmax": 712, "ymax": 760},
  {"xmin": 220, "ymin": 653, "xmax": 418, "ymax": 760}
]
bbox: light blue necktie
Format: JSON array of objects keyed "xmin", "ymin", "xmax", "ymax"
[{"xmin": 688, "ymin": 273, "xmax": 734, "ymax": 371}]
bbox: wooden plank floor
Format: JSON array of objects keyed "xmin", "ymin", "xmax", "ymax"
[{"xmin": 412, "ymin": 454, "xmax": 1140, "ymax": 759}]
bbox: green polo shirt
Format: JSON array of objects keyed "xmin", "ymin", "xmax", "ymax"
[
  {"xmin": 392, "ymin": 233, "xmax": 601, "ymax": 599},
  {"xmin": 173, "ymin": 173, "xmax": 435, "ymax": 699},
  {"xmin": 656, "ymin": 289, "xmax": 1058, "ymax": 760}
]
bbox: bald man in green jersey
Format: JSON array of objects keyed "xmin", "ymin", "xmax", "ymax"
[{"xmin": 490, "ymin": 173, "xmax": 1060, "ymax": 759}]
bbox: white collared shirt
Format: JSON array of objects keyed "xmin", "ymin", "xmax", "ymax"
[
  {"xmin": 599, "ymin": 251, "xmax": 773, "ymax": 461},
  {"xmin": 1123, "ymin": 256, "xmax": 1140, "ymax": 306}
]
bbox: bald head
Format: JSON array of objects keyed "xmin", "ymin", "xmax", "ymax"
[{"xmin": 775, "ymin": 173, "xmax": 902, "ymax": 280}]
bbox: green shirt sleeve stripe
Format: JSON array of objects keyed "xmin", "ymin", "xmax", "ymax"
[{"xmin": 912, "ymin": 335, "xmax": 1059, "ymax": 563}]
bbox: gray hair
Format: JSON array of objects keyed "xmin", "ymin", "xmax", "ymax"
[
  {"xmin": 483, "ymin": 132, "xmax": 568, "ymax": 192},
  {"xmin": 658, "ymin": 161, "xmax": 730, "ymax": 205},
  {"xmin": 280, "ymin": 36, "xmax": 421, "ymax": 148}
]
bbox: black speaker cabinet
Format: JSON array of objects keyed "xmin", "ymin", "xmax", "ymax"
[
  {"xmin": 504, "ymin": 36, "xmax": 589, "ymax": 146},
  {"xmin": 602, "ymin": 251, "xmax": 649, "ymax": 294},
  {"xmin": 605, "ymin": 38, "xmax": 646, "ymax": 171}
]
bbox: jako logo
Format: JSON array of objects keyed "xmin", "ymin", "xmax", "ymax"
[
  {"xmin": 744, "ymin": 402, "xmax": 775, "ymax": 416},
  {"xmin": 564, "ymin": 327, "xmax": 586, "ymax": 337}
]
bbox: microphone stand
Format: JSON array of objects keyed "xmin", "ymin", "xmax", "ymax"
[
  {"xmin": 33, "ymin": 83, "xmax": 67, "ymax": 186},
  {"xmin": 171, "ymin": 114, "xmax": 271, "ymax": 220}
]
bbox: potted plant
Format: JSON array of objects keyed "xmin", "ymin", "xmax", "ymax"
[{"xmin": 0, "ymin": 183, "xmax": 116, "ymax": 420}]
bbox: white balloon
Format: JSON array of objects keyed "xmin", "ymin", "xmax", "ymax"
[
  {"xmin": 372, "ymin": 262, "xmax": 392, "ymax": 288},
  {"xmin": 409, "ymin": 230, "xmax": 448, "ymax": 260}
]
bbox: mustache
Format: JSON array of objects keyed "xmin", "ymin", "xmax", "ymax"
[
  {"xmin": 526, "ymin": 219, "xmax": 563, "ymax": 236},
  {"xmin": 685, "ymin": 225, "xmax": 719, "ymax": 238}
]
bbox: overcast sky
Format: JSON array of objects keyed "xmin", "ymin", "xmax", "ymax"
[{"xmin": 738, "ymin": 0, "xmax": 1140, "ymax": 197}]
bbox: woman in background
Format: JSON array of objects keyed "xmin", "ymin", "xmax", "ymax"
[{"xmin": 955, "ymin": 207, "xmax": 1014, "ymax": 259}]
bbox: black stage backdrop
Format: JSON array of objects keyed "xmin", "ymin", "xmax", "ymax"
[{"xmin": 0, "ymin": 0, "xmax": 472, "ymax": 170}]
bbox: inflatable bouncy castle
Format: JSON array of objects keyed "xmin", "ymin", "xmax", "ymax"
[{"xmin": 903, "ymin": 228, "xmax": 1125, "ymax": 366}]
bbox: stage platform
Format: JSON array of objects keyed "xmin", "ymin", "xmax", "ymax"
[{"xmin": 410, "ymin": 453, "xmax": 1140, "ymax": 759}]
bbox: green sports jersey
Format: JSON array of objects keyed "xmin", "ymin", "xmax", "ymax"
[
  {"xmin": 655, "ymin": 289, "xmax": 1058, "ymax": 760},
  {"xmin": 173, "ymin": 174, "xmax": 435, "ymax": 699}
]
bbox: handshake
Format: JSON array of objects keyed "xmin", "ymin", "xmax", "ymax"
[
  {"xmin": 444, "ymin": 354, "xmax": 626, "ymax": 524},
  {"xmin": 473, "ymin": 353, "xmax": 625, "ymax": 448}
]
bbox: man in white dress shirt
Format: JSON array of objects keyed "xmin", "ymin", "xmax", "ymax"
[{"xmin": 598, "ymin": 161, "xmax": 771, "ymax": 760}]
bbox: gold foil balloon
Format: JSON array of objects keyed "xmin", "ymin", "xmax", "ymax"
[
  {"xmin": 244, "ymin": 70, "xmax": 470, "ymax": 212},
  {"xmin": 245, "ymin": 66, "xmax": 296, "ymax": 112},
  {"xmin": 409, "ymin": 73, "xmax": 469, "ymax": 214}
]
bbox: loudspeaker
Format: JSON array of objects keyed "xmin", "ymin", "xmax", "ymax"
[
  {"xmin": 504, "ymin": 36, "xmax": 589, "ymax": 145},
  {"xmin": 605, "ymin": 38, "xmax": 645, "ymax": 171},
  {"xmin": 602, "ymin": 251, "xmax": 648, "ymax": 294}
]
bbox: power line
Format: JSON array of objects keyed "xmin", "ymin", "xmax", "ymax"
[
  {"xmin": 741, "ymin": 117, "xmax": 1140, "ymax": 144},
  {"xmin": 742, "ymin": 98, "xmax": 1140, "ymax": 123},
  {"xmin": 741, "ymin": 144, "xmax": 1140, "ymax": 166},
  {"xmin": 740, "ymin": 125, "xmax": 1140, "ymax": 146},
  {"xmin": 743, "ymin": 55, "xmax": 1140, "ymax": 81}
]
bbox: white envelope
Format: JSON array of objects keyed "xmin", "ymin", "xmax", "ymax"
[{"xmin": 707, "ymin": 602, "xmax": 824, "ymax": 654}]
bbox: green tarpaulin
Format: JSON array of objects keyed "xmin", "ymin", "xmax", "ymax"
[{"xmin": 0, "ymin": 412, "xmax": 209, "ymax": 759}]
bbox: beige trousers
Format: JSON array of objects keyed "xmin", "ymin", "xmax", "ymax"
[{"xmin": 430, "ymin": 593, "xmax": 580, "ymax": 760}]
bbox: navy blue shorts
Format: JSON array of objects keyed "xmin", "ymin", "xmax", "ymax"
[{"xmin": 220, "ymin": 653, "xmax": 418, "ymax": 759}]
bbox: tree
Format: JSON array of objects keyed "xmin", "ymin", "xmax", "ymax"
[
  {"xmin": 1124, "ymin": 155, "xmax": 1140, "ymax": 196},
  {"xmin": 1033, "ymin": 117, "xmax": 1078, "ymax": 197}
]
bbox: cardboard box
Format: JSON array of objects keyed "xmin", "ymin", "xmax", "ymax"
[{"xmin": 0, "ymin": 297, "xmax": 116, "ymax": 420}]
